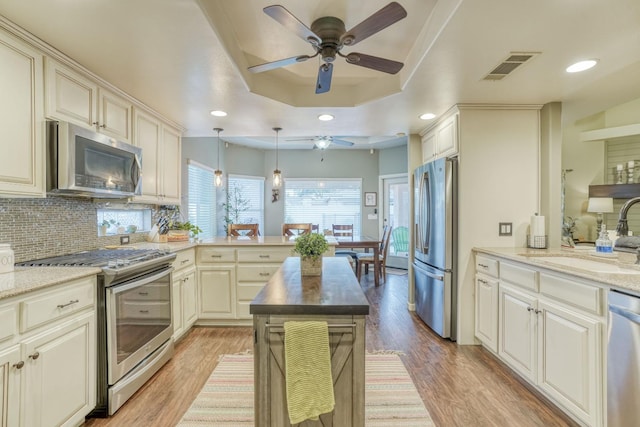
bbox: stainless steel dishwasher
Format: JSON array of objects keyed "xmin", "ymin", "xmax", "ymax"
[{"xmin": 607, "ymin": 289, "xmax": 640, "ymax": 427}]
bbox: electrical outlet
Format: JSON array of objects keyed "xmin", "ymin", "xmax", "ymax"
[
  {"xmin": 120, "ymin": 235, "xmax": 130, "ymax": 245},
  {"xmin": 499, "ymin": 222, "xmax": 513, "ymax": 236}
]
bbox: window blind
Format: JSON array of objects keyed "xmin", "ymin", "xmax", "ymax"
[
  {"xmin": 187, "ymin": 160, "xmax": 216, "ymax": 239},
  {"xmin": 284, "ymin": 178, "xmax": 362, "ymax": 235},
  {"xmin": 227, "ymin": 175, "xmax": 265, "ymax": 235}
]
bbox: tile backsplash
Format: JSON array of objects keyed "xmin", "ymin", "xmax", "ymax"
[{"xmin": 0, "ymin": 197, "xmax": 155, "ymax": 263}]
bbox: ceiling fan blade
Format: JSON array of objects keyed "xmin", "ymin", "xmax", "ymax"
[
  {"xmin": 332, "ymin": 138, "xmax": 355, "ymax": 147},
  {"xmin": 248, "ymin": 55, "xmax": 313, "ymax": 73},
  {"xmin": 316, "ymin": 63, "xmax": 333, "ymax": 94},
  {"xmin": 341, "ymin": 2, "xmax": 407, "ymax": 46},
  {"xmin": 345, "ymin": 52, "xmax": 403, "ymax": 74},
  {"xmin": 264, "ymin": 5, "xmax": 321, "ymax": 46}
]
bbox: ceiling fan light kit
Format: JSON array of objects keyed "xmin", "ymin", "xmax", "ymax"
[{"xmin": 248, "ymin": 2, "xmax": 407, "ymax": 94}]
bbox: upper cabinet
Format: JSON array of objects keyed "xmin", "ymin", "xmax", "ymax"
[
  {"xmin": 0, "ymin": 28, "xmax": 45, "ymax": 197},
  {"xmin": 133, "ymin": 108, "xmax": 181, "ymax": 205},
  {"xmin": 44, "ymin": 58, "xmax": 133, "ymax": 143},
  {"xmin": 420, "ymin": 110, "xmax": 459, "ymax": 163}
]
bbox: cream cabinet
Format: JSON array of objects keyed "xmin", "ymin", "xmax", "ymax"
[
  {"xmin": 45, "ymin": 58, "xmax": 133, "ymax": 143},
  {"xmin": 478, "ymin": 258, "xmax": 605, "ymax": 427},
  {"xmin": 172, "ymin": 248, "xmax": 198, "ymax": 340},
  {"xmin": 420, "ymin": 110, "xmax": 458, "ymax": 163},
  {"xmin": 474, "ymin": 255, "xmax": 499, "ymax": 353},
  {"xmin": 133, "ymin": 108, "xmax": 181, "ymax": 204},
  {"xmin": 0, "ymin": 276, "xmax": 96, "ymax": 427},
  {"xmin": 0, "ymin": 28, "xmax": 45, "ymax": 197},
  {"xmin": 197, "ymin": 265, "xmax": 236, "ymax": 319}
]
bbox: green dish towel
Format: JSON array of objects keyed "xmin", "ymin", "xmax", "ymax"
[{"xmin": 284, "ymin": 321, "xmax": 335, "ymax": 424}]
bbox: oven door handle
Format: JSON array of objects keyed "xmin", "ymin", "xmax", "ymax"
[{"xmin": 110, "ymin": 267, "xmax": 173, "ymax": 295}]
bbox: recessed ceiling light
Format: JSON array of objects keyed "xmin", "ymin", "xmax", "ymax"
[
  {"xmin": 419, "ymin": 113, "xmax": 436, "ymax": 120},
  {"xmin": 210, "ymin": 110, "xmax": 227, "ymax": 117},
  {"xmin": 566, "ymin": 60, "xmax": 598, "ymax": 73},
  {"xmin": 318, "ymin": 114, "xmax": 334, "ymax": 121}
]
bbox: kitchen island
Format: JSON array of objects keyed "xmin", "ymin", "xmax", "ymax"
[{"xmin": 251, "ymin": 256, "xmax": 369, "ymax": 427}]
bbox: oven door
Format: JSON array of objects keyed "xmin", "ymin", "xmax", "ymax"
[{"xmin": 106, "ymin": 266, "xmax": 173, "ymax": 385}]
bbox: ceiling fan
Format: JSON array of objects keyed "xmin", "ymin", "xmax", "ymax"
[
  {"xmin": 248, "ymin": 2, "xmax": 407, "ymax": 94},
  {"xmin": 287, "ymin": 136, "xmax": 355, "ymax": 149}
]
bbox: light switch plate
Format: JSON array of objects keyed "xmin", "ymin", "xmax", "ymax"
[{"xmin": 499, "ymin": 222, "xmax": 513, "ymax": 236}]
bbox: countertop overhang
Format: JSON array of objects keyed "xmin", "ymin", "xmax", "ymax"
[{"xmin": 250, "ymin": 257, "xmax": 370, "ymax": 316}]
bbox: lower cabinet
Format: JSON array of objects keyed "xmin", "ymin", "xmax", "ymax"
[
  {"xmin": 0, "ymin": 276, "xmax": 96, "ymax": 427},
  {"xmin": 197, "ymin": 265, "xmax": 236, "ymax": 319},
  {"xmin": 173, "ymin": 267, "xmax": 198, "ymax": 340},
  {"xmin": 476, "ymin": 255, "xmax": 605, "ymax": 427}
]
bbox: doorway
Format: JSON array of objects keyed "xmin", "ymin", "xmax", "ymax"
[{"xmin": 381, "ymin": 174, "xmax": 409, "ymax": 269}]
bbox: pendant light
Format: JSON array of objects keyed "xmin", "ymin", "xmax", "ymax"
[
  {"xmin": 213, "ymin": 127, "xmax": 224, "ymax": 187},
  {"xmin": 272, "ymin": 127, "xmax": 282, "ymax": 188}
]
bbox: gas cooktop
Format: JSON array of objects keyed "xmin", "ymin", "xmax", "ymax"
[{"xmin": 18, "ymin": 248, "xmax": 174, "ymax": 269}]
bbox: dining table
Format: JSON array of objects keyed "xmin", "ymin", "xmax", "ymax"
[{"xmin": 336, "ymin": 235, "xmax": 382, "ymax": 286}]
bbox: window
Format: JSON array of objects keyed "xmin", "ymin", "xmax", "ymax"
[
  {"xmin": 226, "ymin": 175, "xmax": 265, "ymax": 235},
  {"xmin": 97, "ymin": 209, "xmax": 152, "ymax": 235},
  {"xmin": 188, "ymin": 160, "xmax": 216, "ymax": 239},
  {"xmin": 284, "ymin": 179, "xmax": 362, "ymax": 235}
]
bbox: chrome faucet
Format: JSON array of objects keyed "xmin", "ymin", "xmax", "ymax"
[{"xmin": 616, "ymin": 196, "xmax": 640, "ymax": 236}]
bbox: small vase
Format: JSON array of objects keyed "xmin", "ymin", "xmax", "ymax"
[
  {"xmin": 98, "ymin": 225, "xmax": 108, "ymax": 236},
  {"xmin": 300, "ymin": 256, "xmax": 322, "ymax": 276}
]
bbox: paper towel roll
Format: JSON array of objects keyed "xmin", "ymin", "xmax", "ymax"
[{"xmin": 530, "ymin": 215, "xmax": 545, "ymax": 237}]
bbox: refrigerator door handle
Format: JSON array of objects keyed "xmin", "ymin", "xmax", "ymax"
[{"xmin": 414, "ymin": 263, "xmax": 444, "ymax": 281}]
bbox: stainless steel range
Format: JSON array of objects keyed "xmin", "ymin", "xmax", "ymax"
[{"xmin": 19, "ymin": 248, "xmax": 177, "ymax": 416}]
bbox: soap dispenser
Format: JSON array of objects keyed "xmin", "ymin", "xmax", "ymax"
[{"xmin": 596, "ymin": 224, "xmax": 613, "ymax": 253}]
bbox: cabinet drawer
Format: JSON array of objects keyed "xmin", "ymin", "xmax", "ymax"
[
  {"xmin": 237, "ymin": 283, "xmax": 266, "ymax": 301},
  {"xmin": 197, "ymin": 247, "xmax": 236, "ymax": 263},
  {"xmin": 237, "ymin": 248, "xmax": 291, "ymax": 263},
  {"xmin": 122, "ymin": 283, "xmax": 170, "ymax": 301},
  {"xmin": 539, "ymin": 273, "xmax": 603, "ymax": 315},
  {"xmin": 20, "ymin": 276, "xmax": 95, "ymax": 333},
  {"xmin": 237, "ymin": 265, "xmax": 280, "ymax": 282},
  {"xmin": 476, "ymin": 255, "xmax": 498, "ymax": 278},
  {"xmin": 500, "ymin": 262, "xmax": 538, "ymax": 292},
  {"xmin": 173, "ymin": 248, "xmax": 195, "ymax": 271},
  {"xmin": 0, "ymin": 305, "xmax": 17, "ymax": 343}
]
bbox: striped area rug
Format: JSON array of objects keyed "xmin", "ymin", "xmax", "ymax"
[{"xmin": 177, "ymin": 353, "xmax": 434, "ymax": 426}]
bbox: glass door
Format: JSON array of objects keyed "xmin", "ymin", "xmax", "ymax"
[{"xmin": 382, "ymin": 175, "xmax": 409, "ymax": 269}]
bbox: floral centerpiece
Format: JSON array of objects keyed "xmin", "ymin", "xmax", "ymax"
[{"xmin": 293, "ymin": 233, "xmax": 329, "ymax": 276}]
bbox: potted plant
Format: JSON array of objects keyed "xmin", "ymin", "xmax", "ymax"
[
  {"xmin": 167, "ymin": 220, "xmax": 202, "ymax": 241},
  {"xmin": 293, "ymin": 233, "xmax": 329, "ymax": 276},
  {"xmin": 98, "ymin": 220, "xmax": 110, "ymax": 236}
]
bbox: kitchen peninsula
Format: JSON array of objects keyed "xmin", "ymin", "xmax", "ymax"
[{"xmin": 250, "ymin": 257, "xmax": 370, "ymax": 427}]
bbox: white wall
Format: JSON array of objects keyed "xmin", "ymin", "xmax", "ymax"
[{"xmin": 457, "ymin": 105, "xmax": 541, "ymax": 344}]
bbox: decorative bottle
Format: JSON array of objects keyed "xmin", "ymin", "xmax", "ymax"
[{"xmin": 596, "ymin": 224, "xmax": 613, "ymax": 253}]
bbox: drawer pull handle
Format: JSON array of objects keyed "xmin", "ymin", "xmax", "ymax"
[
  {"xmin": 29, "ymin": 352, "xmax": 40, "ymax": 360},
  {"xmin": 139, "ymin": 310, "xmax": 149, "ymax": 314},
  {"xmin": 138, "ymin": 292, "xmax": 149, "ymax": 296},
  {"xmin": 478, "ymin": 279, "xmax": 488, "ymax": 284},
  {"xmin": 259, "ymin": 255, "xmax": 270, "ymax": 258},
  {"xmin": 184, "ymin": 277, "xmax": 189, "ymax": 282},
  {"xmin": 57, "ymin": 299, "xmax": 79, "ymax": 309},
  {"xmin": 181, "ymin": 259, "xmax": 190, "ymax": 264},
  {"xmin": 259, "ymin": 272, "xmax": 271, "ymax": 276},
  {"xmin": 527, "ymin": 306, "xmax": 534, "ymax": 312},
  {"xmin": 535, "ymin": 309, "xmax": 542, "ymax": 314},
  {"xmin": 13, "ymin": 361, "xmax": 24, "ymax": 369},
  {"xmin": 210, "ymin": 254, "xmax": 222, "ymax": 258},
  {"xmin": 478, "ymin": 263, "xmax": 489, "ymax": 268}
]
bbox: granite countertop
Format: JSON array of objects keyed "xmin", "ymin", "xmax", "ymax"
[
  {"xmin": 250, "ymin": 257, "xmax": 370, "ymax": 316},
  {"xmin": 0, "ymin": 267, "xmax": 101, "ymax": 300},
  {"xmin": 473, "ymin": 246, "xmax": 640, "ymax": 294},
  {"xmin": 196, "ymin": 235, "xmax": 339, "ymax": 246}
]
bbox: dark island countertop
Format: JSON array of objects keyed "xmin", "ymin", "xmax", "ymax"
[{"xmin": 250, "ymin": 257, "xmax": 370, "ymax": 316}]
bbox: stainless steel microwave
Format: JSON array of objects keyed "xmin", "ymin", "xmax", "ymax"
[{"xmin": 46, "ymin": 120, "xmax": 142, "ymax": 198}]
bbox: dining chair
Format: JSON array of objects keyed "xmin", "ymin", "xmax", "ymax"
[
  {"xmin": 312, "ymin": 224, "xmax": 320, "ymax": 233},
  {"xmin": 332, "ymin": 224, "xmax": 354, "ymax": 240},
  {"xmin": 282, "ymin": 223, "xmax": 312, "ymax": 236},
  {"xmin": 228, "ymin": 223, "xmax": 260, "ymax": 237},
  {"xmin": 356, "ymin": 225, "xmax": 393, "ymax": 283}
]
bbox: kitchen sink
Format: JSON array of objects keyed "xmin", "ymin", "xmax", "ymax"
[{"xmin": 532, "ymin": 256, "xmax": 640, "ymax": 274}]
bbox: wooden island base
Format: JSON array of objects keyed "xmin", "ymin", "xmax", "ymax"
[{"xmin": 251, "ymin": 257, "xmax": 370, "ymax": 427}]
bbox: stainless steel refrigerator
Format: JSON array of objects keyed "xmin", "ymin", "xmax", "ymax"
[{"xmin": 413, "ymin": 157, "xmax": 457, "ymax": 340}]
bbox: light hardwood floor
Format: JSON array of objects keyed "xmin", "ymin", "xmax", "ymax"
[{"xmin": 84, "ymin": 271, "xmax": 577, "ymax": 427}]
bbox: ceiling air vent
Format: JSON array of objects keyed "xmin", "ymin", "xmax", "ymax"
[{"xmin": 483, "ymin": 52, "xmax": 540, "ymax": 81}]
